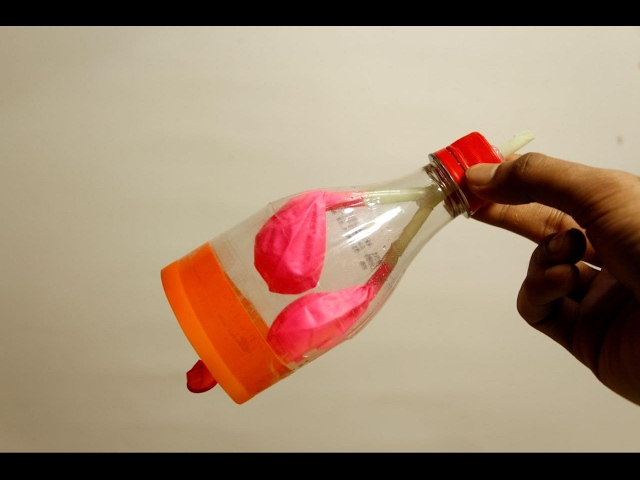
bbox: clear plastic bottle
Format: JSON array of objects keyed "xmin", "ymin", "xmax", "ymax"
[{"xmin": 160, "ymin": 130, "xmax": 534, "ymax": 404}]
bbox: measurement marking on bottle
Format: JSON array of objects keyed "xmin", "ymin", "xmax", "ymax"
[{"xmin": 364, "ymin": 252, "xmax": 381, "ymax": 269}]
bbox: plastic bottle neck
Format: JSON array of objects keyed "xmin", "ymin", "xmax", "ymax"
[{"xmin": 424, "ymin": 156, "xmax": 470, "ymax": 218}]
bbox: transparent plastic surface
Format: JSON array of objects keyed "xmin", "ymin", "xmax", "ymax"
[{"xmin": 212, "ymin": 161, "xmax": 460, "ymax": 369}]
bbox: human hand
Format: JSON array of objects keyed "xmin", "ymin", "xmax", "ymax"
[{"xmin": 465, "ymin": 153, "xmax": 640, "ymax": 406}]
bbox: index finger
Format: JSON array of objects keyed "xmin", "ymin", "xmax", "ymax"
[{"xmin": 472, "ymin": 200, "xmax": 580, "ymax": 243}]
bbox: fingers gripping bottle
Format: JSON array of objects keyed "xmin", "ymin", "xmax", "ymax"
[{"xmin": 160, "ymin": 130, "xmax": 535, "ymax": 404}]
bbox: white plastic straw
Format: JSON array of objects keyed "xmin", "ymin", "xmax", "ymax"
[{"xmin": 499, "ymin": 129, "xmax": 535, "ymax": 158}]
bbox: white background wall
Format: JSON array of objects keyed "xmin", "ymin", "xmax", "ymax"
[{"xmin": 2, "ymin": 26, "xmax": 640, "ymax": 452}]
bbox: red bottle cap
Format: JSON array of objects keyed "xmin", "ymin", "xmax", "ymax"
[{"xmin": 432, "ymin": 131, "xmax": 503, "ymax": 215}]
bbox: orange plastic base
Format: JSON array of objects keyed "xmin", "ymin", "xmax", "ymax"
[{"xmin": 161, "ymin": 242, "xmax": 291, "ymax": 404}]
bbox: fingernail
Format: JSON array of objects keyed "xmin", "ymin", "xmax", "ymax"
[
  {"xmin": 548, "ymin": 232, "xmax": 565, "ymax": 253},
  {"xmin": 466, "ymin": 163, "xmax": 499, "ymax": 186}
]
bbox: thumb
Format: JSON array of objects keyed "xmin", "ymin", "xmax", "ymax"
[{"xmin": 466, "ymin": 152, "xmax": 623, "ymax": 229}]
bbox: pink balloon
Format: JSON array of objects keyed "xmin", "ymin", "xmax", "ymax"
[
  {"xmin": 254, "ymin": 190, "xmax": 364, "ymax": 294},
  {"xmin": 266, "ymin": 283, "xmax": 379, "ymax": 363}
]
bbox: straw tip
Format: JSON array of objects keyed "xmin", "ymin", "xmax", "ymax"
[{"xmin": 498, "ymin": 129, "xmax": 536, "ymax": 159}]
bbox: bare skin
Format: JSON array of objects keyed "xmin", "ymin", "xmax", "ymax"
[{"xmin": 465, "ymin": 153, "xmax": 640, "ymax": 406}]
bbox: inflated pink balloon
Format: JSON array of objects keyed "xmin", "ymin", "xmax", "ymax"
[
  {"xmin": 266, "ymin": 284, "xmax": 377, "ymax": 363},
  {"xmin": 266, "ymin": 261, "xmax": 394, "ymax": 363},
  {"xmin": 254, "ymin": 189, "xmax": 364, "ymax": 294}
]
